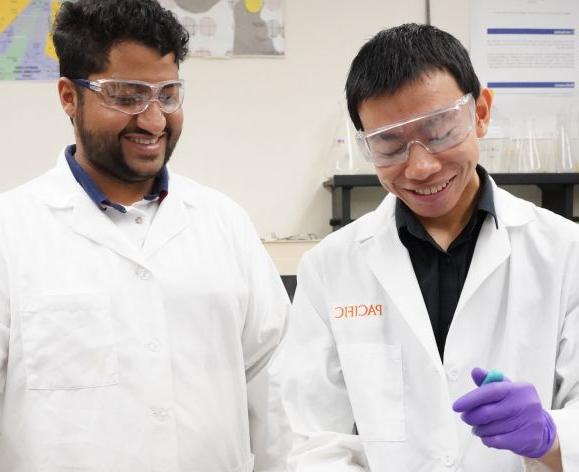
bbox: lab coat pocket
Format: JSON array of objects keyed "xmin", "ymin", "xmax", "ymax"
[
  {"xmin": 19, "ymin": 293, "xmax": 119, "ymax": 390},
  {"xmin": 338, "ymin": 343, "xmax": 405, "ymax": 442}
]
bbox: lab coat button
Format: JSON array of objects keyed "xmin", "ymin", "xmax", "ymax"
[
  {"xmin": 151, "ymin": 407, "xmax": 169, "ymax": 421},
  {"xmin": 135, "ymin": 216, "xmax": 144, "ymax": 224},
  {"xmin": 147, "ymin": 341, "xmax": 160, "ymax": 352},
  {"xmin": 136, "ymin": 267, "xmax": 151, "ymax": 280},
  {"xmin": 443, "ymin": 454, "xmax": 455, "ymax": 467},
  {"xmin": 447, "ymin": 368, "xmax": 459, "ymax": 381}
]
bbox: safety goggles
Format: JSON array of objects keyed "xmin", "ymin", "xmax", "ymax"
[
  {"xmin": 71, "ymin": 78, "xmax": 185, "ymax": 115},
  {"xmin": 356, "ymin": 93, "xmax": 476, "ymax": 167}
]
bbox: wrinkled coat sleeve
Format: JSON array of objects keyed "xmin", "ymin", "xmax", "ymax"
[
  {"xmin": 280, "ymin": 252, "xmax": 369, "ymax": 472},
  {"xmin": 239, "ymin": 213, "xmax": 293, "ymax": 472},
  {"xmin": 523, "ymin": 241, "xmax": 579, "ymax": 472},
  {"xmin": 0, "ymin": 235, "xmax": 9, "ymax": 402},
  {"xmin": 549, "ymin": 242, "xmax": 579, "ymax": 471}
]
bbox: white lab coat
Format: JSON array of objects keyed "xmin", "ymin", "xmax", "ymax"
[
  {"xmin": 0, "ymin": 150, "xmax": 291, "ymax": 472},
  {"xmin": 281, "ymin": 182, "xmax": 579, "ymax": 472}
]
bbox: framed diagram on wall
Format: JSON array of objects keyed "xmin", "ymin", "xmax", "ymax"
[{"xmin": 159, "ymin": 0, "xmax": 285, "ymax": 58}]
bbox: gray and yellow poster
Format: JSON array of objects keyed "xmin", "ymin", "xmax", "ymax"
[{"xmin": 159, "ymin": 0, "xmax": 285, "ymax": 57}]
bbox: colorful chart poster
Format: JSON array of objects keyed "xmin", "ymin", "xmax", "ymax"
[
  {"xmin": 0, "ymin": 0, "xmax": 285, "ymax": 81},
  {"xmin": 0, "ymin": 0, "xmax": 61, "ymax": 80}
]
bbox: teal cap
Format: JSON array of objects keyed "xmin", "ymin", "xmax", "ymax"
[{"xmin": 481, "ymin": 369, "xmax": 504, "ymax": 385}]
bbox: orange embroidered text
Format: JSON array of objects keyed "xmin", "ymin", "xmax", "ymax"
[{"xmin": 334, "ymin": 304, "xmax": 383, "ymax": 318}]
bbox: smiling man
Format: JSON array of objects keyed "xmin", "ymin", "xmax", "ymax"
[
  {"xmin": 0, "ymin": 1, "xmax": 290, "ymax": 471},
  {"xmin": 280, "ymin": 24, "xmax": 579, "ymax": 472}
]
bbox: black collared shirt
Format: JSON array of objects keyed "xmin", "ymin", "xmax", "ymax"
[{"xmin": 396, "ymin": 166, "xmax": 498, "ymax": 360}]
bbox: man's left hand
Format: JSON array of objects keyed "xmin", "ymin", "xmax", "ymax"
[{"xmin": 452, "ymin": 368, "xmax": 557, "ymax": 459}]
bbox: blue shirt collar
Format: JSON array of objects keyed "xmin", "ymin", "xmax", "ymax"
[{"xmin": 64, "ymin": 144, "xmax": 169, "ymax": 213}]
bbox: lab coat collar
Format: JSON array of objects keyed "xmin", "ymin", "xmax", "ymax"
[
  {"xmin": 34, "ymin": 147, "xmax": 198, "ymax": 265},
  {"xmin": 353, "ymin": 176, "xmax": 536, "ymax": 368},
  {"xmin": 491, "ymin": 179, "xmax": 535, "ymax": 228},
  {"xmin": 42, "ymin": 148, "xmax": 200, "ymax": 209},
  {"xmin": 354, "ymin": 176, "xmax": 535, "ymax": 243}
]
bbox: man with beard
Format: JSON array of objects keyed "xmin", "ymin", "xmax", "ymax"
[{"xmin": 0, "ymin": 1, "xmax": 290, "ymax": 471}]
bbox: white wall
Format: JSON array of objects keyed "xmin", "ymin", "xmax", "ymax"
[
  {"xmin": 0, "ymin": 0, "xmax": 427, "ymax": 239},
  {"xmin": 430, "ymin": 0, "xmax": 470, "ymax": 46}
]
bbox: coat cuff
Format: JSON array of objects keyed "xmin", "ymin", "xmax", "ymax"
[
  {"xmin": 522, "ymin": 408, "xmax": 579, "ymax": 472},
  {"xmin": 551, "ymin": 407, "xmax": 579, "ymax": 471}
]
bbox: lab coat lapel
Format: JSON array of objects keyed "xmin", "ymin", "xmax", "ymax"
[
  {"xmin": 455, "ymin": 181, "xmax": 532, "ymax": 314},
  {"xmin": 70, "ymin": 192, "xmax": 149, "ymax": 267},
  {"xmin": 142, "ymin": 191, "xmax": 187, "ymax": 258},
  {"xmin": 41, "ymin": 150, "xmax": 148, "ymax": 267},
  {"xmin": 454, "ymin": 218, "xmax": 510, "ymax": 315},
  {"xmin": 359, "ymin": 198, "xmax": 442, "ymax": 369}
]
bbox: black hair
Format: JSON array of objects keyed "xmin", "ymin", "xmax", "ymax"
[
  {"xmin": 53, "ymin": 0, "xmax": 189, "ymax": 78},
  {"xmin": 346, "ymin": 23, "xmax": 480, "ymax": 130}
]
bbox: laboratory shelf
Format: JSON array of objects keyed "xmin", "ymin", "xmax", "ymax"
[{"xmin": 323, "ymin": 173, "xmax": 579, "ymax": 230}]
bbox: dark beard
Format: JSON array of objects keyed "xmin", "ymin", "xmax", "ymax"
[{"xmin": 76, "ymin": 109, "xmax": 179, "ymax": 183}]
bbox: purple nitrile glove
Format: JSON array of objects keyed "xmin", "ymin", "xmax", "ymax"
[{"xmin": 452, "ymin": 367, "xmax": 556, "ymax": 459}]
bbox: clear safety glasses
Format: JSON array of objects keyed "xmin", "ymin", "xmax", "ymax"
[
  {"xmin": 357, "ymin": 93, "xmax": 476, "ymax": 168},
  {"xmin": 72, "ymin": 78, "xmax": 185, "ymax": 115}
]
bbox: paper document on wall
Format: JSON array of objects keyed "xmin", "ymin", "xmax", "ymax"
[
  {"xmin": 158, "ymin": 0, "xmax": 285, "ymax": 58},
  {"xmin": 470, "ymin": 0, "xmax": 579, "ymax": 172}
]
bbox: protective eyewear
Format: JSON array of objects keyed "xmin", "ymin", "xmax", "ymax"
[
  {"xmin": 71, "ymin": 78, "xmax": 185, "ymax": 115},
  {"xmin": 356, "ymin": 93, "xmax": 476, "ymax": 167}
]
